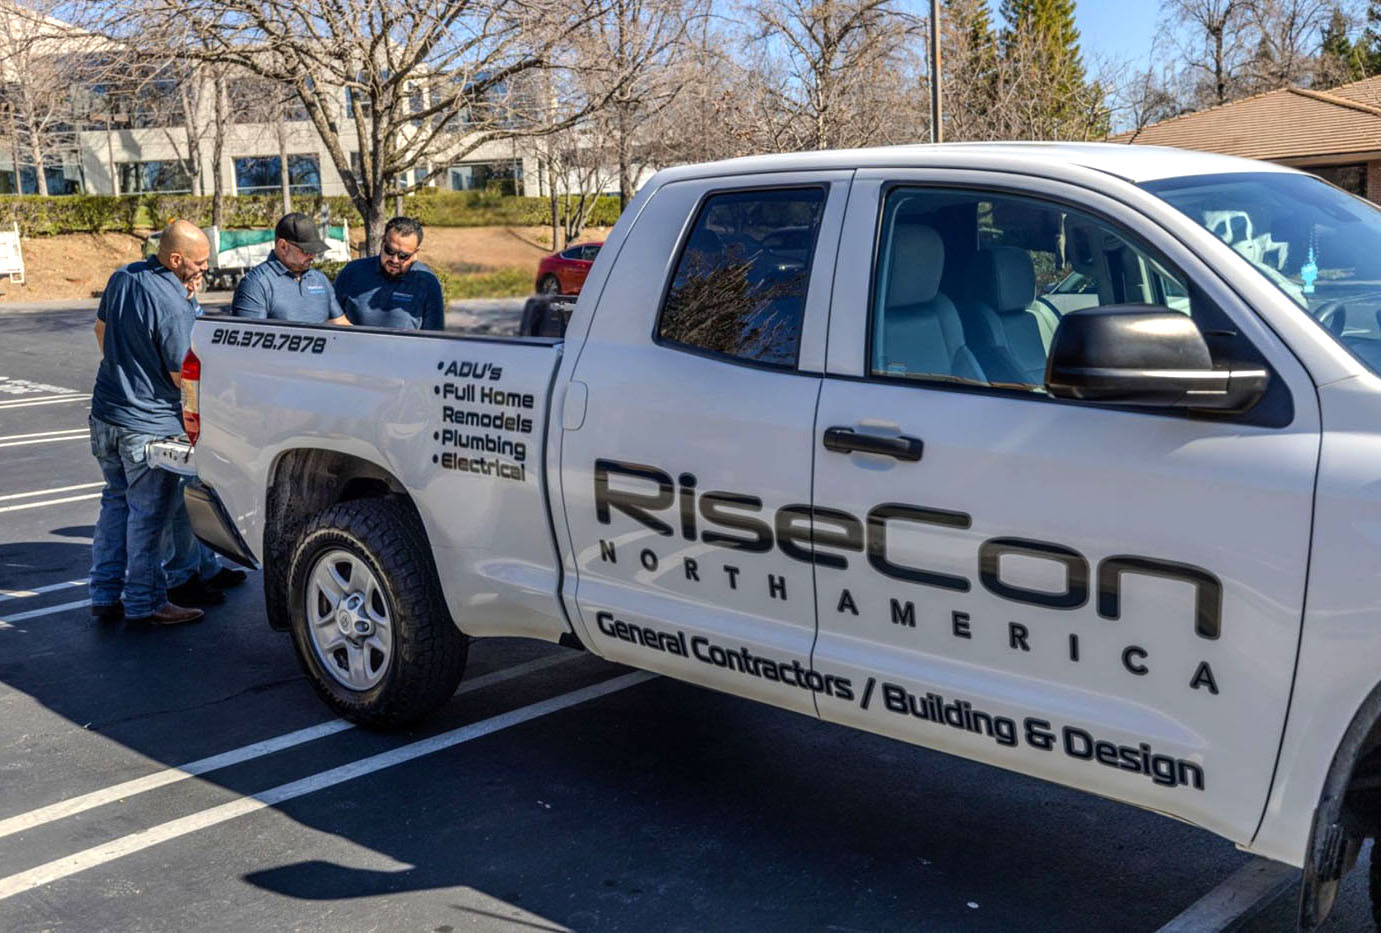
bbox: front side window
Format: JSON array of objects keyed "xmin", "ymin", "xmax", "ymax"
[
  {"xmin": 871, "ymin": 187, "xmax": 1203, "ymax": 389},
  {"xmin": 1143, "ymin": 171, "xmax": 1381, "ymax": 377},
  {"xmin": 657, "ymin": 187, "xmax": 826, "ymax": 368}
]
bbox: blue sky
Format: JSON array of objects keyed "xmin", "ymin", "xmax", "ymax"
[{"xmin": 1073, "ymin": 0, "xmax": 1163, "ymax": 67}]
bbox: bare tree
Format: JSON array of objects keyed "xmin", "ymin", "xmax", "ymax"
[
  {"xmin": 0, "ymin": 0, "xmax": 109, "ymax": 195},
  {"xmin": 110, "ymin": 0, "xmax": 640, "ymax": 252},
  {"xmin": 1245, "ymin": 0, "xmax": 1333, "ymax": 90},
  {"xmin": 746, "ymin": 0, "xmax": 927, "ymax": 151},
  {"xmin": 573, "ymin": 0, "xmax": 695, "ymax": 208},
  {"xmin": 1161, "ymin": 0, "xmax": 1255, "ymax": 106}
]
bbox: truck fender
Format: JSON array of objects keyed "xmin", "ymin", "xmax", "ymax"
[{"xmin": 1297, "ymin": 676, "xmax": 1381, "ymax": 928}]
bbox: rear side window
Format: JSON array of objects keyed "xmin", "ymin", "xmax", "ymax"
[{"xmin": 657, "ymin": 187, "xmax": 826, "ymax": 368}]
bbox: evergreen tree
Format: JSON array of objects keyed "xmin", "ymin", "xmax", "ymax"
[
  {"xmin": 1319, "ymin": 6, "xmax": 1365, "ymax": 86},
  {"xmin": 997, "ymin": 0, "xmax": 1103, "ymax": 137},
  {"xmin": 1367, "ymin": 1, "xmax": 1381, "ymax": 75}
]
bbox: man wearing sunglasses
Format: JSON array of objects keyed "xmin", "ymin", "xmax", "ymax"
[
  {"xmin": 333, "ymin": 216, "xmax": 445, "ymax": 330},
  {"xmin": 231, "ymin": 213, "xmax": 351, "ymax": 325}
]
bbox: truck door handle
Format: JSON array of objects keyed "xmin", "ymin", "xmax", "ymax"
[{"xmin": 822, "ymin": 427, "xmax": 923, "ymax": 462}]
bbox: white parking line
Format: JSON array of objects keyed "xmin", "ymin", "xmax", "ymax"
[
  {"xmin": 0, "ymin": 651, "xmax": 581, "ymax": 840},
  {"xmin": 0, "ymin": 482, "xmax": 103, "ymax": 503},
  {"xmin": 0, "ymin": 430, "xmax": 88, "ymax": 449},
  {"xmin": 0, "ymin": 493, "xmax": 102, "ymax": 514},
  {"xmin": 0, "ymin": 670, "xmax": 653, "ymax": 901},
  {"xmin": 0, "ymin": 578, "xmax": 86, "ymax": 602},
  {"xmin": 0, "ymin": 429, "xmax": 89, "ymax": 441},
  {"xmin": 0, "ymin": 394, "xmax": 87, "ymax": 409},
  {"xmin": 1155, "ymin": 857, "xmax": 1297, "ymax": 931},
  {"xmin": 0, "ymin": 599, "xmax": 92, "ymax": 626}
]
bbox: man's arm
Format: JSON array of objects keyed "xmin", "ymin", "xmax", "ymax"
[
  {"xmin": 230, "ymin": 273, "xmax": 269, "ymax": 318},
  {"xmin": 326, "ymin": 287, "xmax": 351, "ymax": 326},
  {"xmin": 423, "ymin": 273, "xmax": 445, "ymax": 331},
  {"xmin": 94, "ymin": 320, "xmax": 106, "ymax": 356}
]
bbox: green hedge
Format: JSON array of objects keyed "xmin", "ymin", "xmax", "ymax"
[
  {"xmin": 315, "ymin": 258, "xmax": 532, "ymax": 301},
  {"xmin": 0, "ymin": 190, "xmax": 623, "ymax": 237}
]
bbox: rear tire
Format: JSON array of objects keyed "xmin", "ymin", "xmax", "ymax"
[
  {"xmin": 286, "ymin": 498, "xmax": 467, "ymax": 729},
  {"xmin": 538, "ymin": 274, "xmax": 560, "ymax": 295}
]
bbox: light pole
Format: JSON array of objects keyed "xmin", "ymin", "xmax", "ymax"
[{"xmin": 930, "ymin": 0, "xmax": 942, "ymax": 143}]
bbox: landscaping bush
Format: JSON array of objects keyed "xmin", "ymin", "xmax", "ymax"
[
  {"xmin": 0, "ymin": 189, "xmax": 624, "ymax": 238},
  {"xmin": 0, "ymin": 193, "xmax": 144, "ymax": 235},
  {"xmin": 314, "ymin": 258, "xmax": 531, "ymax": 301}
]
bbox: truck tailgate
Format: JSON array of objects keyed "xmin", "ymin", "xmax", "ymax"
[{"xmin": 191, "ymin": 318, "xmax": 566, "ymax": 640}]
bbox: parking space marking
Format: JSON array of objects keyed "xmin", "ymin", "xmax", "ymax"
[
  {"xmin": 0, "ymin": 599, "xmax": 92, "ymax": 626},
  {"xmin": 0, "ymin": 429, "xmax": 88, "ymax": 449},
  {"xmin": 1155, "ymin": 857, "xmax": 1297, "ymax": 931},
  {"xmin": 0, "ymin": 493, "xmax": 101, "ymax": 514},
  {"xmin": 0, "ymin": 482, "xmax": 103, "ymax": 503},
  {"xmin": 0, "ymin": 394, "xmax": 87, "ymax": 409},
  {"xmin": 0, "ymin": 579, "xmax": 86, "ymax": 602},
  {"xmin": 0, "ymin": 651, "xmax": 582, "ymax": 840},
  {"xmin": 0, "ymin": 670, "xmax": 654, "ymax": 902}
]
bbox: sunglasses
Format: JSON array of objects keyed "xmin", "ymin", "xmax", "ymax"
[{"xmin": 382, "ymin": 245, "xmax": 415, "ymax": 261}]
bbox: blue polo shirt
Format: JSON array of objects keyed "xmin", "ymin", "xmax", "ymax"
[
  {"xmin": 91, "ymin": 258, "xmax": 196, "ymax": 436},
  {"xmin": 231, "ymin": 253, "xmax": 344, "ymax": 323},
  {"xmin": 334, "ymin": 257, "xmax": 445, "ymax": 330}
]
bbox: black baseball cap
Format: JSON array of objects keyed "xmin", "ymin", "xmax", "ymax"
[{"xmin": 275, "ymin": 213, "xmax": 328, "ymax": 254}]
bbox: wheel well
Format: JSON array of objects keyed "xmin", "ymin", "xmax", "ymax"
[
  {"xmin": 1299, "ymin": 680, "xmax": 1381, "ymax": 928},
  {"xmin": 260, "ymin": 449, "xmax": 416, "ymax": 631}
]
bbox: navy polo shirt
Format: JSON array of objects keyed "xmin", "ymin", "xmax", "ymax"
[
  {"xmin": 91, "ymin": 258, "xmax": 196, "ymax": 436},
  {"xmin": 334, "ymin": 257, "xmax": 445, "ymax": 330},
  {"xmin": 231, "ymin": 253, "xmax": 344, "ymax": 323}
]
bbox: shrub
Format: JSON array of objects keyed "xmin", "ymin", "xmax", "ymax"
[
  {"xmin": 0, "ymin": 193, "xmax": 144, "ymax": 235},
  {"xmin": 0, "ymin": 189, "xmax": 624, "ymax": 238}
]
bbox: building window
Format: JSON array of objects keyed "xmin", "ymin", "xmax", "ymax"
[
  {"xmin": 1309, "ymin": 164, "xmax": 1367, "ymax": 198},
  {"xmin": 448, "ymin": 160, "xmax": 521, "ymax": 194},
  {"xmin": 117, "ymin": 160, "xmax": 192, "ymax": 194},
  {"xmin": 233, "ymin": 155, "xmax": 321, "ymax": 195},
  {"xmin": 0, "ymin": 164, "xmax": 83, "ymax": 195}
]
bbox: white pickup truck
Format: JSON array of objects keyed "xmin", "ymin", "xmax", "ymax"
[{"xmin": 154, "ymin": 143, "xmax": 1381, "ymax": 928}]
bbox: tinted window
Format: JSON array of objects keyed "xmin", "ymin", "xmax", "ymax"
[
  {"xmin": 872, "ymin": 187, "xmax": 1205, "ymax": 389},
  {"xmin": 658, "ymin": 187, "xmax": 826, "ymax": 368}
]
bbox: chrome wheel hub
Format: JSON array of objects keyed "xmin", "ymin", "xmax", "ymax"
[{"xmin": 306, "ymin": 549, "xmax": 393, "ymax": 691}]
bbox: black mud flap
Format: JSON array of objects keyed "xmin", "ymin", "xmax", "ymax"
[{"xmin": 185, "ymin": 480, "xmax": 259, "ymax": 570}]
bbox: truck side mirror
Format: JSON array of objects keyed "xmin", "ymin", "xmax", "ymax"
[{"xmin": 1045, "ymin": 305, "xmax": 1268, "ymax": 412}]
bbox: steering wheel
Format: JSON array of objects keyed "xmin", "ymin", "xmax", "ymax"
[{"xmin": 1315, "ymin": 300, "xmax": 1348, "ymax": 337}]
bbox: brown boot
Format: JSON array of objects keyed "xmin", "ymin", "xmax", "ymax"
[{"xmin": 126, "ymin": 602, "xmax": 204, "ymax": 627}]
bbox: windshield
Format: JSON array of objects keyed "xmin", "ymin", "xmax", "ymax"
[{"xmin": 1141, "ymin": 171, "xmax": 1381, "ymax": 376}]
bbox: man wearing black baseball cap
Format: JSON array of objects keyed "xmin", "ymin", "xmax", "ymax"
[{"xmin": 231, "ymin": 212, "xmax": 351, "ymax": 324}]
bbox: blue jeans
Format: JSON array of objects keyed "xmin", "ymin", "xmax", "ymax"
[
  {"xmin": 163, "ymin": 477, "xmax": 222, "ymax": 587},
  {"xmin": 89, "ymin": 416, "xmax": 181, "ymax": 617}
]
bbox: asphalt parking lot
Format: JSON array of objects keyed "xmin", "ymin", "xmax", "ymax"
[{"xmin": 0, "ymin": 306, "xmax": 1372, "ymax": 932}]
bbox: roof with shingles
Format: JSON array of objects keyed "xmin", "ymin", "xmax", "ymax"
[{"xmin": 1109, "ymin": 75, "xmax": 1381, "ymax": 160}]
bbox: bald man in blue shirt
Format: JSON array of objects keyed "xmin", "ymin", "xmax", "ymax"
[{"xmin": 334, "ymin": 216, "xmax": 445, "ymax": 330}]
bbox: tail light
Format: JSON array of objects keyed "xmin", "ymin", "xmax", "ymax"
[{"xmin": 181, "ymin": 349, "xmax": 200, "ymax": 444}]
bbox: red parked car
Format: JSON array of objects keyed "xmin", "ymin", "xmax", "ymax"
[{"xmin": 535, "ymin": 241, "xmax": 602, "ymax": 296}]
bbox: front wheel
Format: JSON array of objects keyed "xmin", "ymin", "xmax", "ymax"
[
  {"xmin": 287, "ymin": 498, "xmax": 468, "ymax": 729},
  {"xmin": 538, "ymin": 274, "xmax": 561, "ymax": 295}
]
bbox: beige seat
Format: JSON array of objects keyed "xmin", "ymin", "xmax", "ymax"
[
  {"xmin": 963, "ymin": 247, "xmax": 1058, "ymax": 385},
  {"xmin": 876, "ymin": 224, "xmax": 986, "ymax": 382}
]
